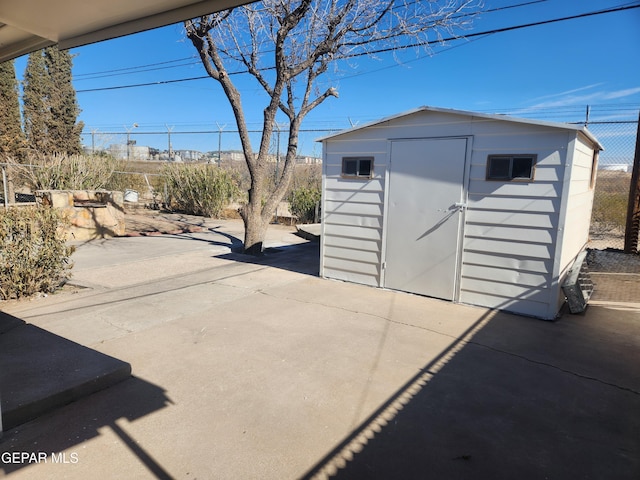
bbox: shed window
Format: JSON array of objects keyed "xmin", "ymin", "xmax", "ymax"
[
  {"xmin": 342, "ymin": 157, "xmax": 373, "ymax": 179},
  {"xmin": 487, "ymin": 155, "xmax": 536, "ymax": 181}
]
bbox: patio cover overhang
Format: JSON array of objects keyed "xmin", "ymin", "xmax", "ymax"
[{"xmin": 0, "ymin": 0, "xmax": 251, "ymax": 63}]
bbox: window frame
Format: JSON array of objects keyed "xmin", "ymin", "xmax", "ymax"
[
  {"xmin": 590, "ymin": 150, "xmax": 599, "ymax": 190},
  {"xmin": 486, "ymin": 154, "xmax": 537, "ymax": 182},
  {"xmin": 341, "ymin": 156, "xmax": 374, "ymax": 179}
]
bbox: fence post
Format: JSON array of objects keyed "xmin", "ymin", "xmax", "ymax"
[
  {"xmin": 624, "ymin": 111, "xmax": 640, "ymax": 253},
  {"xmin": 2, "ymin": 166, "xmax": 7, "ymax": 209},
  {"xmin": 216, "ymin": 123, "xmax": 226, "ymax": 166}
]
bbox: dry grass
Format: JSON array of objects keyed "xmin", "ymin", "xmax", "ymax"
[{"xmin": 591, "ymin": 170, "xmax": 632, "ymax": 235}]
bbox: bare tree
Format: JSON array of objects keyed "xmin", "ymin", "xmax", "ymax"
[{"xmin": 185, "ymin": 0, "xmax": 479, "ymax": 254}]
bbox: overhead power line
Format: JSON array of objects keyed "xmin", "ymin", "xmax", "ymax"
[
  {"xmin": 356, "ymin": 2, "xmax": 640, "ymax": 58},
  {"xmin": 73, "ymin": 0, "xmax": 548, "ymax": 81},
  {"xmin": 76, "ymin": 3, "xmax": 640, "ymax": 93},
  {"xmin": 74, "ymin": 56, "xmax": 199, "ymax": 78}
]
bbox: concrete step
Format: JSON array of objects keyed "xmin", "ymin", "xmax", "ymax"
[
  {"xmin": 295, "ymin": 223, "xmax": 321, "ymax": 241},
  {"xmin": 0, "ymin": 312, "xmax": 131, "ymax": 432}
]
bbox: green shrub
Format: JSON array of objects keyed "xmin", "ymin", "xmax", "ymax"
[
  {"xmin": 11, "ymin": 153, "xmax": 118, "ymax": 191},
  {"xmin": 0, "ymin": 206, "xmax": 74, "ymax": 300},
  {"xmin": 162, "ymin": 163, "xmax": 240, "ymax": 217},
  {"xmin": 288, "ymin": 185, "xmax": 321, "ymax": 224}
]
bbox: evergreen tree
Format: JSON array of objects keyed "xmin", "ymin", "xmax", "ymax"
[
  {"xmin": 44, "ymin": 46, "xmax": 83, "ymax": 155},
  {"xmin": 22, "ymin": 47, "xmax": 84, "ymax": 155},
  {"xmin": 0, "ymin": 60, "xmax": 25, "ymax": 160},
  {"xmin": 22, "ymin": 50, "xmax": 52, "ymax": 154}
]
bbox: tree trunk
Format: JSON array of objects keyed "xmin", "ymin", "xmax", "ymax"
[
  {"xmin": 242, "ymin": 201, "xmax": 270, "ymax": 255},
  {"xmin": 5, "ymin": 164, "xmax": 15, "ymax": 204}
]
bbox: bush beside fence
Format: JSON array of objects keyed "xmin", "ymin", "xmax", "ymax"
[{"xmin": 0, "ymin": 206, "xmax": 74, "ymax": 300}]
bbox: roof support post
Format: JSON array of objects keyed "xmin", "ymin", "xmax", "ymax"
[{"xmin": 624, "ymin": 111, "xmax": 640, "ymax": 253}]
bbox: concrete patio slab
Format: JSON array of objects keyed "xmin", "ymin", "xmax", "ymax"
[
  {"xmin": 1, "ymin": 218, "xmax": 638, "ymax": 479},
  {"xmin": 0, "ymin": 312, "xmax": 131, "ymax": 432}
]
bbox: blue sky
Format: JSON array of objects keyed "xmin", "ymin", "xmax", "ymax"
[{"xmin": 13, "ymin": 0, "xmax": 640, "ymax": 157}]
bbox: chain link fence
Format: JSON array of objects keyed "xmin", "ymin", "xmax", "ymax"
[
  {"xmin": 3, "ymin": 108, "xmax": 639, "ymax": 252},
  {"xmin": 80, "ymin": 127, "xmax": 331, "ymax": 163},
  {"xmin": 588, "ymin": 119, "xmax": 638, "ymax": 252}
]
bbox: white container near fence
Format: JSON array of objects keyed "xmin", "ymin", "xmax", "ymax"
[{"xmin": 124, "ymin": 189, "xmax": 139, "ymax": 203}]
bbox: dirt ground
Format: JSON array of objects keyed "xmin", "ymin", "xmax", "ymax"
[{"xmin": 123, "ymin": 209, "xmax": 232, "ymax": 236}]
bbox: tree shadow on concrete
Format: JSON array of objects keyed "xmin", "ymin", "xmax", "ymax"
[
  {"xmin": 215, "ymin": 241, "xmax": 320, "ymax": 277},
  {"xmin": 301, "ymin": 308, "xmax": 640, "ymax": 480},
  {"xmin": 0, "ymin": 311, "xmax": 174, "ymax": 478},
  {"xmin": 119, "ymin": 225, "xmax": 319, "ymax": 276}
]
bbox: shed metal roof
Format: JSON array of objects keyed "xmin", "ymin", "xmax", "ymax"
[
  {"xmin": 0, "ymin": 0, "xmax": 250, "ymax": 63},
  {"xmin": 317, "ymin": 105, "xmax": 603, "ymax": 150}
]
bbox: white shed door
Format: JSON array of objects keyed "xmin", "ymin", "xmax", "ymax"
[{"xmin": 384, "ymin": 138, "xmax": 467, "ymax": 300}]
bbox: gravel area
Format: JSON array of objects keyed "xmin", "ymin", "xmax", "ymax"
[
  {"xmin": 586, "ymin": 248, "xmax": 640, "ymax": 304},
  {"xmin": 587, "ymin": 248, "xmax": 640, "ymax": 274}
]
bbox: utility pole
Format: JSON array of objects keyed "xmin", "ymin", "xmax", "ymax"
[
  {"xmin": 91, "ymin": 128, "xmax": 98, "ymax": 154},
  {"xmin": 585, "ymin": 105, "xmax": 590, "ymax": 126},
  {"xmin": 125, "ymin": 123, "xmax": 138, "ymax": 160},
  {"xmin": 166, "ymin": 125, "xmax": 174, "ymax": 161},
  {"xmin": 624, "ymin": 111, "xmax": 640, "ymax": 253}
]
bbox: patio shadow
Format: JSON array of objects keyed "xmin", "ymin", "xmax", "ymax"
[{"xmin": 301, "ymin": 307, "xmax": 640, "ymax": 480}]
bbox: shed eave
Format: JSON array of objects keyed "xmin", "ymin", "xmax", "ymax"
[{"xmin": 316, "ymin": 105, "xmax": 603, "ymax": 151}]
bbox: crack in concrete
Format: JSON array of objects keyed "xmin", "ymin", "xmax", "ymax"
[
  {"xmin": 468, "ymin": 341, "xmax": 640, "ymax": 396},
  {"xmin": 20, "ymin": 265, "xmax": 271, "ymax": 320},
  {"xmin": 256, "ymin": 290, "xmax": 640, "ymax": 396}
]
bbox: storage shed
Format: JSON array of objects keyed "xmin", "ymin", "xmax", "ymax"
[{"xmin": 318, "ymin": 106, "xmax": 603, "ymax": 320}]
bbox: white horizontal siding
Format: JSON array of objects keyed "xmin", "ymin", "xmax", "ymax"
[
  {"xmin": 468, "ymin": 194, "xmax": 560, "ymax": 213},
  {"xmin": 570, "ymin": 163, "xmax": 594, "ymax": 183},
  {"xmin": 326, "ymin": 112, "xmax": 474, "ymax": 142},
  {"xmin": 463, "ymin": 251, "xmax": 553, "ymax": 274},
  {"xmin": 461, "ymin": 277, "xmax": 550, "ymax": 301},
  {"xmin": 323, "ymin": 224, "xmax": 382, "ymax": 241},
  {"xmin": 460, "ymin": 290, "xmax": 551, "ymax": 319},
  {"xmin": 324, "ymin": 245, "xmax": 380, "ymax": 264},
  {"xmin": 460, "ymin": 125, "xmax": 570, "ymax": 318},
  {"xmin": 471, "ymin": 130, "xmax": 569, "ymax": 154},
  {"xmin": 465, "ymin": 209, "xmax": 556, "ymax": 228},
  {"xmin": 322, "ymin": 147, "xmax": 385, "ymax": 288},
  {"xmin": 462, "ymin": 263, "xmax": 549, "ymax": 287},
  {"xmin": 465, "ymin": 224, "xmax": 554, "ymax": 244},
  {"xmin": 324, "ymin": 190, "xmax": 384, "ymax": 203},
  {"xmin": 320, "ymin": 109, "xmax": 601, "ymax": 319},
  {"xmin": 324, "ymin": 178, "xmax": 385, "ymax": 192},
  {"xmin": 324, "ymin": 200, "xmax": 384, "ymax": 217},
  {"xmin": 323, "ymin": 236, "xmax": 381, "ymax": 252},
  {"xmin": 468, "ymin": 181, "xmax": 561, "ymax": 197},
  {"xmin": 557, "ymin": 133, "xmax": 596, "ymax": 277},
  {"xmin": 323, "ymin": 257, "xmax": 379, "ymax": 277},
  {"xmin": 324, "ymin": 142, "xmax": 387, "ymax": 155},
  {"xmin": 322, "ymin": 268, "xmax": 379, "ymax": 287},
  {"xmin": 322, "ymin": 212, "xmax": 383, "ymax": 229},
  {"xmin": 464, "ymin": 237, "xmax": 553, "ymax": 259}
]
